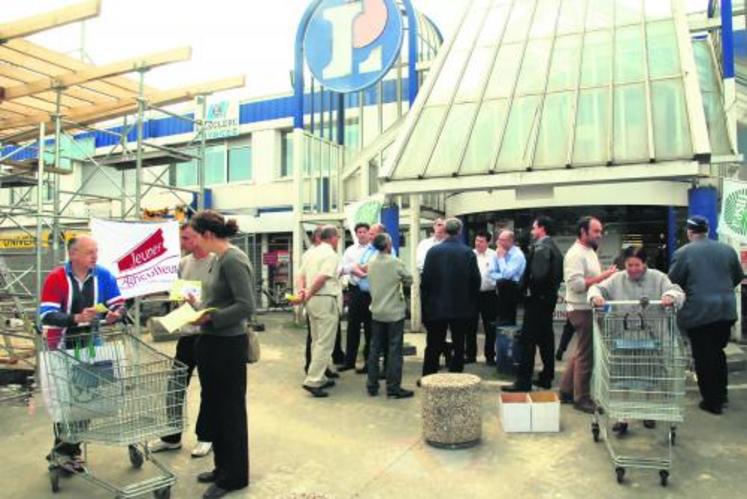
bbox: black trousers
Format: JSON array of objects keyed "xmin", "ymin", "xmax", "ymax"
[
  {"xmin": 467, "ymin": 290, "xmax": 498, "ymax": 361},
  {"xmin": 423, "ymin": 319, "xmax": 470, "ymax": 376},
  {"xmin": 163, "ymin": 334, "xmax": 210, "ymax": 444},
  {"xmin": 197, "ymin": 334, "xmax": 249, "ymax": 490},
  {"xmin": 688, "ymin": 321, "xmax": 733, "ymax": 409},
  {"xmin": 367, "ymin": 320, "xmax": 405, "ymax": 393},
  {"xmin": 344, "ymin": 287, "xmax": 372, "ymax": 367},
  {"xmin": 496, "ymin": 280, "xmax": 520, "ymax": 326},
  {"xmin": 516, "ymin": 296, "xmax": 557, "ymax": 387},
  {"xmin": 305, "ymin": 317, "xmax": 345, "ymax": 371}
]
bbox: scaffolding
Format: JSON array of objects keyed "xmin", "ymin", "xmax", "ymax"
[{"xmin": 0, "ymin": 0, "xmax": 245, "ymax": 375}]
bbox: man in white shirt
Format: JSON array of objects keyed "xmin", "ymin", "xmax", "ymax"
[
  {"xmin": 416, "ymin": 218, "xmax": 446, "ymax": 274},
  {"xmin": 339, "ymin": 223, "xmax": 373, "ymax": 372},
  {"xmin": 466, "ymin": 231, "xmax": 497, "ymax": 365},
  {"xmin": 559, "ymin": 216, "xmax": 617, "ymax": 413},
  {"xmin": 489, "ymin": 231, "xmax": 526, "ymax": 327}
]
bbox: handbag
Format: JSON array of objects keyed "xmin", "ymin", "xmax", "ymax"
[{"xmin": 246, "ymin": 326, "xmax": 260, "ymax": 364}]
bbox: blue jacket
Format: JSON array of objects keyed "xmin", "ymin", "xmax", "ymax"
[{"xmin": 421, "ymin": 238, "xmax": 481, "ymax": 321}]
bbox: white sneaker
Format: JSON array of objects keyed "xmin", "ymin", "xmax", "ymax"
[
  {"xmin": 148, "ymin": 440, "xmax": 181, "ymax": 453},
  {"xmin": 191, "ymin": 441, "xmax": 213, "ymax": 458}
]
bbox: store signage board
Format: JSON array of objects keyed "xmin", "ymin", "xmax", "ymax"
[
  {"xmin": 720, "ymin": 179, "xmax": 747, "ymax": 244},
  {"xmin": 304, "ymin": 0, "xmax": 404, "ymax": 93},
  {"xmin": 202, "ymin": 99, "xmax": 240, "ymax": 140}
]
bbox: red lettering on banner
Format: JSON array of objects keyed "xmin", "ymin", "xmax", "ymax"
[{"xmin": 116, "ymin": 228, "xmax": 167, "ymax": 272}]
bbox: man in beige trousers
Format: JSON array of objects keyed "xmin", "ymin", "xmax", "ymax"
[
  {"xmin": 558, "ymin": 217, "xmax": 616, "ymax": 413},
  {"xmin": 299, "ymin": 226, "xmax": 342, "ymax": 398}
]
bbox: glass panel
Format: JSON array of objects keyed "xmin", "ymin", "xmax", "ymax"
[
  {"xmin": 586, "ymin": 0, "xmax": 612, "ymax": 30},
  {"xmin": 534, "ymin": 91, "xmax": 573, "ymax": 168},
  {"xmin": 281, "ymin": 132, "xmax": 293, "ymax": 177},
  {"xmin": 557, "ymin": 0, "xmax": 587, "ymax": 35},
  {"xmin": 455, "ymin": 46, "xmax": 495, "ymax": 103},
  {"xmin": 651, "ymin": 79, "xmax": 693, "ymax": 159},
  {"xmin": 477, "ymin": 4, "xmax": 510, "ymax": 46},
  {"xmin": 175, "ymin": 149, "xmax": 197, "ymax": 186},
  {"xmin": 394, "ymin": 106, "xmax": 448, "ymax": 179},
  {"xmin": 516, "ymin": 39, "xmax": 553, "ymax": 95},
  {"xmin": 429, "ymin": 49, "xmax": 469, "ymax": 105},
  {"xmin": 647, "ymin": 21, "xmax": 680, "ymax": 79},
  {"xmin": 547, "ymin": 34, "xmax": 582, "ymax": 92},
  {"xmin": 484, "ymin": 43, "xmax": 523, "ymax": 99},
  {"xmin": 228, "ymin": 147, "xmax": 252, "ymax": 182},
  {"xmin": 503, "ymin": 0, "xmax": 536, "ymax": 42},
  {"xmin": 613, "ymin": 83, "xmax": 649, "ymax": 162},
  {"xmin": 645, "ymin": 0, "xmax": 672, "ymax": 20},
  {"xmin": 530, "ymin": 0, "xmax": 560, "ymax": 39},
  {"xmin": 615, "ymin": 25, "xmax": 645, "ymax": 84},
  {"xmin": 452, "ymin": 6, "xmax": 488, "ymax": 51},
  {"xmin": 461, "ymin": 99, "xmax": 510, "ymax": 174},
  {"xmin": 615, "ymin": 0, "xmax": 643, "ymax": 26},
  {"xmin": 580, "ymin": 30, "xmax": 612, "ymax": 87},
  {"xmin": 496, "ymin": 95, "xmax": 541, "ymax": 170},
  {"xmin": 426, "ymin": 103, "xmax": 479, "ymax": 177},
  {"xmin": 205, "ymin": 145, "xmax": 226, "ymax": 186},
  {"xmin": 693, "ymin": 40, "xmax": 731, "ymax": 155},
  {"xmin": 572, "ymin": 88, "xmax": 610, "ymax": 164}
]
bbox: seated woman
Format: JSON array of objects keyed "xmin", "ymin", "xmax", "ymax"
[{"xmin": 588, "ymin": 245, "xmax": 685, "ymax": 437}]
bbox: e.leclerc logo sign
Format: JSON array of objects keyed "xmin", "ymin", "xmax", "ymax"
[{"xmin": 304, "ymin": 0, "xmax": 404, "ymax": 94}]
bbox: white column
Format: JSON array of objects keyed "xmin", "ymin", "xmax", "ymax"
[{"xmin": 410, "ymin": 194, "xmax": 422, "ymax": 332}]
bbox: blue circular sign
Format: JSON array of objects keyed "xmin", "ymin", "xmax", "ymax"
[{"xmin": 304, "ymin": 0, "xmax": 404, "ymax": 94}]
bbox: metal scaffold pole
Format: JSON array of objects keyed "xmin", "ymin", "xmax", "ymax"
[
  {"xmin": 53, "ymin": 88, "xmax": 63, "ymax": 265},
  {"xmin": 198, "ymin": 95, "xmax": 207, "ymax": 211},
  {"xmin": 35, "ymin": 122, "xmax": 46, "ymax": 306}
]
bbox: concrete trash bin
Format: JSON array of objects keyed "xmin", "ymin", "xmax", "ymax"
[{"xmin": 421, "ymin": 373, "xmax": 482, "ymax": 449}]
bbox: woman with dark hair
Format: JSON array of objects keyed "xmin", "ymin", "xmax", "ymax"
[
  {"xmin": 189, "ymin": 210, "xmax": 254, "ymax": 498},
  {"xmin": 588, "ymin": 245, "xmax": 685, "ymax": 437}
]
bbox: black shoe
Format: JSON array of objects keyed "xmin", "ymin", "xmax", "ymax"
[
  {"xmin": 501, "ymin": 383, "xmax": 531, "ymax": 393},
  {"xmin": 555, "ymin": 351, "xmax": 564, "ymax": 361},
  {"xmin": 337, "ymin": 365, "xmax": 355, "ymax": 372},
  {"xmin": 333, "ymin": 355, "xmax": 346, "ymax": 366},
  {"xmin": 574, "ymin": 401, "xmax": 597, "ymax": 414},
  {"xmin": 699, "ymin": 401, "xmax": 722, "ymax": 415},
  {"xmin": 643, "ymin": 419, "xmax": 656, "ymax": 429},
  {"xmin": 559, "ymin": 391, "xmax": 573, "ymax": 404},
  {"xmin": 197, "ymin": 471, "xmax": 217, "ymax": 484},
  {"xmin": 355, "ymin": 366, "xmax": 368, "ymax": 374},
  {"xmin": 485, "ymin": 358, "xmax": 496, "ymax": 367},
  {"xmin": 321, "ymin": 380, "xmax": 336, "ymax": 389},
  {"xmin": 388, "ymin": 388, "xmax": 414, "ymax": 399},
  {"xmin": 367, "ymin": 386, "xmax": 379, "ymax": 397},
  {"xmin": 612, "ymin": 422, "xmax": 629, "ymax": 437},
  {"xmin": 302, "ymin": 385, "xmax": 329, "ymax": 398},
  {"xmin": 325, "ymin": 369, "xmax": 340, "ymax": 379},
  {"xmin": 532, "ymin": 378, "xmax": 552, "ymax": 389},
  {"xmin": 203, "ymin": 484, "xmax": 231, "ymax": 499},
  {"xmin": 464, "ymin": 357, "xmax": 477, "ymax": 365},
  {"xmin": 416, "ymin": 378, "xmax": 422, "ymax": 388}
]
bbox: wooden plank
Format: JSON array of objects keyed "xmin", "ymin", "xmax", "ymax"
[
  {"xmin": 4, "ymin": 39, "xmax": 159, "ymax": 96},
  {"xmin": 0, "ymin": 0, "xmax": 100, "ymax": 41},
  {"xmin": 0, "ymin": 45, "xmax": 133, "ymax": 100},
  {"xmin": 0, "ymin": 67, "xmax": 113, "ymax": 106},
  {"xmin": 0, "ymin": 75, "xmax": 247, "ymax": 139},
  {"xmin": 1, "ymin": 159, "xmax": 72, "ymax": 175},
  {"xmin": 3, "ymin": 47, "xmax": 192, "ymax": 100}
]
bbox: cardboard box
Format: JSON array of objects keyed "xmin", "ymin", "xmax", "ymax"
[
  {"xmin": 530, "ymin": 391, "xmax": 560, "ymax": 432},
  {"xmin": 500, "ymin": 392, "xmax": 532, "ymax": 433}
]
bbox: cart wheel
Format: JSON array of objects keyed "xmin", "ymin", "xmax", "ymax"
[
  {"xmin": 660, "ymin": 470, "xmax": 669, "ymax": 487},
  {"xmin": 50, "ymin": 469, "xmax": 61, "ymax": 493},
  {"xmin": 591, "ymin": 423, "xmax": 600, "ymax": 443},
  {"xmin": 128, "ymin": 445, "xmax": 144, "ymax": 469},
  {"xmin": 615, "ymin": 467, "xmax": 625, "ymax": 484},
  {"xmin": 669, "ymin": 429, "xmax": 677, "ymax": 447},
  {"xmin": 153, "ymin": 487, "xmax": 171, "ymax": 499}
]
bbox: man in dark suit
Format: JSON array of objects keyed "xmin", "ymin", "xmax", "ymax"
[
  {"xmin": 504, "ymin": 216, "xmax": 564, "ymax": 392},
  {"xmin": 669, "ymin": 215, "xmax": 744, "ymax": 415},
  {"xmin": 421, "ymin": 218, "xmax": 482, "ymax": 377}
]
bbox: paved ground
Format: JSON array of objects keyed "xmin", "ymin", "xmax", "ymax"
[{"xmin": 1, "ymin": 312, "xmax": 745, "ymax": 498}]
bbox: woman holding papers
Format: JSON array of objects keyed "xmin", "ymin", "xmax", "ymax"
[{"xmin": 189, "ymin": 210, "xmax": 255, "ymax": 499}]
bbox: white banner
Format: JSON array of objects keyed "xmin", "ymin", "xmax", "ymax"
[
  {"xmin": 91, "ymin": 219, "xmax": 180, "ymax": 298},
  {"xmin": 719, "ymin": 179, "xmax": 747, "ymax": 244}
]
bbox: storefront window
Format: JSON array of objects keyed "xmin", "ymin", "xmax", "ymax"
[
  {"xmin": 281, "ymin": 131, "xmax": 293, "ymax": 177},
  {"xmin": 205, "ymin": 145, "xmax": 226, "ymax": 186},
  {"xmin": 229, "ymin": 146, "xmax": 252, "ymax": 182}
]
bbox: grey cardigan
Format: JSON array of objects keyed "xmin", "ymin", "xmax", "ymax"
[
  {"xmin": 669, "ymin": 238, "xmax": 743, "ymax": 331},
  {"xmin": 588, "ymin": 269, "xmax": 685, "ymax": 308},
  {"xmin": 368, "ymin": 253, "xmax": 413, "ymax": 323},
  {"xmin": 201, "ymin": 246, "xmax": 256, "ymax": 337}
]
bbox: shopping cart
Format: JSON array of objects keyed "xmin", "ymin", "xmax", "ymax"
[
  {"xmin": 38, "ymin": 323, "xmax": 188, "ymax": 498},
  {"xmin": 590, "ymin": 299, "xmax": 688, "ymax": 487}
]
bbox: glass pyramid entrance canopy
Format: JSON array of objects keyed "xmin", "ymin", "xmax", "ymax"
[{"xmin": 381, "ymin": 0, "xmax": 721, "ymax": 190}]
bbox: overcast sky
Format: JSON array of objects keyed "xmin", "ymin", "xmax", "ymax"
[{"xmin": 3, "ymin": 0, "xmax": 712, "ymax": 101}]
